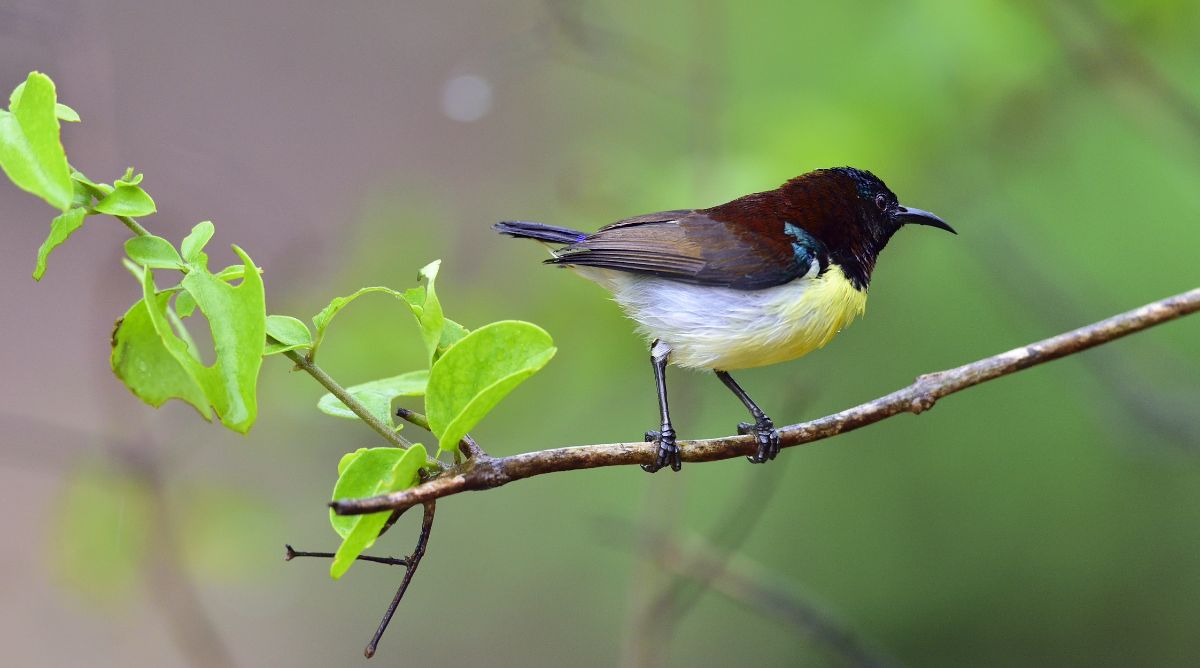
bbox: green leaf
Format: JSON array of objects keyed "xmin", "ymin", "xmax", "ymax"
[
  {"xmin": 264, "ymin": 314, "xmax": 312, "ymax": 355},
  {"xmin": 124, "ymin": 235, "xmax": 184, "ymax": 270},
  {"xmin": 329, "ymin": 445, "xmax": 427, "ymax": 580},
  {"xmin": 316, "ymin": 370, "xmax": 428, "ymax": 425},
  {"xmin": 32, "ymin": 206, "xmax": 87, "ymax": 280},
  {"xmin": 426, "ymin": 320, "xmax": 556, "ymax": 454},
  {"xmin": 181, "ymin": 221, "xmax": 214, "ymax": 263},
  {"xmin": 115, "ymin": 168, "xmax": 143, "ymax": 186},
  {"xmin": 94, "ymin": 183, "xmax": 156, "ymax": 217},
  {"xmin": 309, "ymin": 286, "xmax": 405, "ymax": 361},
  {"xmin": 50, "ymin": 463, "xmax": 152, "ymax": 602},
  {"xmin": 134, "ymin": 246, "xmax": 266, "ymax": 433},
  {"xmin": 175, "ymin": 289, "xmax": 196, "ymax": 318},
  {"xmin": 71, "ymin": 170, "xmax": 112, "ymax": 201},
  {"xmin": 436, "ymin": 317, "xmax": 469, "ymax": 363},
  {"xmin": 402, "ymin": 260, "xmax": 446, "ymax": 365},
  {"xmin": 55, "ymin": 102, "xmax": 80, "ymax": 122},
  {"xmin": 111, "ymin": 294, "xmax": 212, "ymax": 419},
  {"xmin": 0, "ymin": 72, "xmax": 73, "ymax": 210}
]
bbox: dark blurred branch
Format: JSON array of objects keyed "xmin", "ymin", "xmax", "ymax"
[
  {"xmin": 626, "ymin": 526, "xmax": 898, "ymax": 668},
  {"xmin": 1024, "ymin": 0, "xmax": 1200, "ymax": 140},
  {"xmin": 625, "ymin": 456, "xmax": 789, "ymax": 666},
  {"xmin": 332, "ymin": 287, "xmax": 1200, "ymax": 516},
  {"xmin": 125, "ymin": 451, "xmax": 238, "ymax": 668}
]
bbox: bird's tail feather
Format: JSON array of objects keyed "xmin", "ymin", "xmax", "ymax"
[{"xmin": 493, "ymin": 221, "xmax": 586, "ymax": 245}]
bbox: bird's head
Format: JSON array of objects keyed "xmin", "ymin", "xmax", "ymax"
[{"xmin": 778, "ymin": 167, "xmax": 955, "ymax": 289}]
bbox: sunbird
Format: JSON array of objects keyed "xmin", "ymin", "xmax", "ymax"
[{"xmin": 495, "ymin": 167, "xmax": 954, "ymax": 472}]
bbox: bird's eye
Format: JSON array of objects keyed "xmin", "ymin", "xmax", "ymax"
[{"xmin": 874, "ymin": 193, "xmax": 889, "ymax": 211}]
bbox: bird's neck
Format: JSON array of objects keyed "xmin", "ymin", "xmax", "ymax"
[{"xmin": 831, "ymin": 222, "xmax": 896, "ymax": 291}]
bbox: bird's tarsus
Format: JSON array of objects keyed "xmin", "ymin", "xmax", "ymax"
[{"xmin": 642, "ymin": 427, "xmax": 680, "ymax": 473}]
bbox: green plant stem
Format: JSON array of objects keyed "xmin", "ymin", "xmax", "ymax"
[
  {"xmin": 395, "ymin": 407, "xmax": 489, "ymax": 459},
  {"xmin": 284, "ymin": 349, "xmax": 417, "ymax": 450},
  {"xmin": 117, "ymin": 215, "xmax": 151, "ymax": 237}
]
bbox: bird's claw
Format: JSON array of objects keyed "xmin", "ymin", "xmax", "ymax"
[
  {"xmin": 738, "ymin": 418, "xmax": 780, "ymax": 463},
  {"xmin": 642, "ymin": 428, "xmax": 681, "ymax": 473}
]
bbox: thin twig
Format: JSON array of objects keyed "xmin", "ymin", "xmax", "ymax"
[
  {"xmin": 365, "ymin": 501, "xmax": 436, "ymax": 658},
  {"xmin": 281, "ymin": 502, "xmax": 437, "ymax": 658},
  {"xmin": 332, "ymin": 287, "xmax": 1200, "ymax": 516},
  {"xmin": 395, "ymin": 407, "xmax": 489, "ymax": 459},
  {"xmin": 284, "ymin": 545, "xmax": 410, "ymax": 567},
  {"xmin": 283, "ymin": 349, "xmax": 416, "ymax": 450}
]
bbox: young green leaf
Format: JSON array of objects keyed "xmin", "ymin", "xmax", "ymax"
[
  {"xmin": 134, "ymin": 246, "xmax": 266, "ymax": 433},
  {"xmin": 94, "ymin": 183, "xmax": 156, "ymax": 217},
  {"xmin": 402, "ymin": 260, "xmax": 446, "ymax": 365},
  {"xmin": 32, "ymin": 206, "xmax": 87, "ymax": 280},
  {"xmin": 55, "ymin": 102, "xmax": 80, "ymax": 122},
  {"xmin": 316, "ymin": 370, "xmax": 429, "ymax": 425},
  {"xmin": 70, "ymin": 170, "xmax": 112, "ymax": 198},
  {"xmin": 264, "ymin": 314, "xmax": 313, "ymax": 355},
  {"xmin": 0, "ymin": 72, "xmax": 73, "ymax": 210},
  {"xmin": 181, "ymin": 221, "xmax": 215, "ymax": 263},
  {"xmin": 111, "ymin": 293, "xmax": 213, "ymax": 419},
  {"xmin": 309, "ymin": 286, "xmax": 406, "ymax": 361},
  {"xmin": 125, "ymin": 235, "xmax": 184, "ymax": 270},
  {"xmin": 328, "ymin": 444, "xmax": 427, "ymax": 579},
  {"xmin": 115, "ymin": 168, "xmax": 143, "ymax": 187},
  {"xmin": 426, "ymin": 320, "xmax": 556, "ymax": 454}
]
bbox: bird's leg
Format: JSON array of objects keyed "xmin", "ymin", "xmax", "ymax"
[
  {"xmin": 714, "ymin": 370, "xmax": 781, "ymax": 464},
  {"xmin": 642, "ymin": 340, "xmax": 680, "ymax": 473}
]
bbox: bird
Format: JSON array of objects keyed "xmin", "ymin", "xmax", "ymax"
[{"xmin": 494, "ymin": 167, "xmax": 954, "ymax": 473}]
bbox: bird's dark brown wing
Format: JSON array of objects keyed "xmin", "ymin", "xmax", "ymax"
[{"xmin": 545, "ymin": 209, "xmax": 816, "ymax": 290}]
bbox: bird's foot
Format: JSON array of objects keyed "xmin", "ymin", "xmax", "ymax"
[
  {"xmin": 737, "ymin": 418, "xmax": 780, "ymax": 463},
  {"xmin": 641, "ymin": 427, "xmax": 681, "ymax": 473}
]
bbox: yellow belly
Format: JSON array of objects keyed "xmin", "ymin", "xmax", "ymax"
[
  {"xmin": 593, "ymin": 264, "xmax": 868, "ymax": 370},
  {"xmin": 697, "ymin": 265, "xmax": 866, "ymax": 369}
]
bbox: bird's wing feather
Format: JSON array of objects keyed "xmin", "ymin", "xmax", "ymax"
[{"xmin": 546, "ymin": 210, "xmax": 823, "ymax": 290}]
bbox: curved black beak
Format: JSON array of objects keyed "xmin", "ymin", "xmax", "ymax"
[{"xmin": 896, "ymin": 206, "xmax": 956, "ymax": 234}]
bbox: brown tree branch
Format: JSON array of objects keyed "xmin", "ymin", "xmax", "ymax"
[{"xmin": 332, "ymin": 287, "xmax": 1200, "ymax": 517}]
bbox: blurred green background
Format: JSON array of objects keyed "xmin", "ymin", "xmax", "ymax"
[{"xmin": 1, "ymin": 1, "xmax": 1198, "ymax": 666}]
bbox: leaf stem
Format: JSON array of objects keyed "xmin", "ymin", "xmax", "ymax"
[
  {"xmin": 117, "ymin": 215, "xmax": 151, "ymax": 237},
  {"xmin": 284, "ymin": 349, "xmax": 417, "ymax": 451},
  {"xmin": 394, "ymin": 407, "xmax": 489, "ymax": 459}
]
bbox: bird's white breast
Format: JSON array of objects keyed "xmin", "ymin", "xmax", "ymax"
[{"xmin": 572, "ymin": 264, "xmax": 868, "ymax": 370}]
